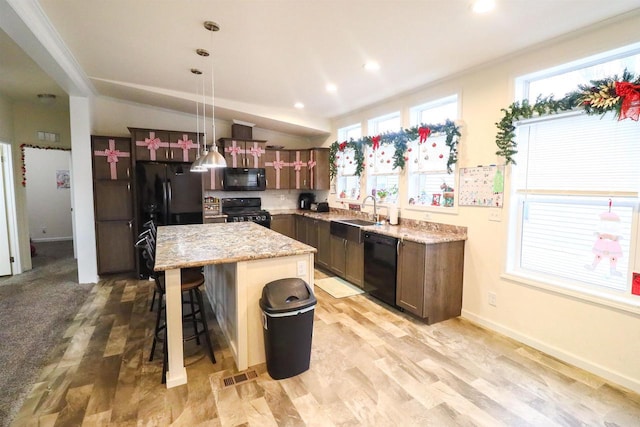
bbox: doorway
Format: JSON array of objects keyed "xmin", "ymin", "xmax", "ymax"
[
  {"xmin": 23, "ymin": 147, "xmax": 74, "ymax": 262},
  {"xmin": 0, "ymin": 142, "xmax": 17, "ymax": 277}
]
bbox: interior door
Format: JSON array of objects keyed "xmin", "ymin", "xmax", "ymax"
[{"xmin": 0, "ymin": 154, "xmax": 12, "ymax": 276}]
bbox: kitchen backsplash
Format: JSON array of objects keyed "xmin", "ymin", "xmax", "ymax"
[{"xmin": 203, "ymin": 189, "xmax": 330, "ymax": 211}]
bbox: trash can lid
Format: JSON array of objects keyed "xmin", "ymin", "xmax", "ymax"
[{"xmin": 259, "ymin": 278, "xmax": 317, "ymax": 314}]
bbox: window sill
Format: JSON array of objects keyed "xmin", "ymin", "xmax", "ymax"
[
  {"xmin": 404, "ymin": 204, "xmax": 459, "ymax": 215},
  {"xmin": 501, "ymin": 272, "xmax": 640, "ymax": 316}
]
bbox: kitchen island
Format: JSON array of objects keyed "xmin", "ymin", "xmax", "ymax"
[{"xmin": 154, "ymin": 222, "xmax": 316, "ymax": 388}]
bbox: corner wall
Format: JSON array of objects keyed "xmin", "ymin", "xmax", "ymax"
[{"xmin": 328, "ymin": 12, "xmax": 640, "ymax": 392}]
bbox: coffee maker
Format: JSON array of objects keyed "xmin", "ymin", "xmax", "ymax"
[{"xmin": 298, "ymin": 193, "xmax": 315, "ymax": 210}]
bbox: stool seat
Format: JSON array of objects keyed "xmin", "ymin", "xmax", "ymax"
[{"xmin": 157, "ymin": 268, "xmax": 204, "ymax": 292}]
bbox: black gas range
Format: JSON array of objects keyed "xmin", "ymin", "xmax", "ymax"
[{"xmin": 221, "ymin": 197, "xmax": 271, "ymax": 228}]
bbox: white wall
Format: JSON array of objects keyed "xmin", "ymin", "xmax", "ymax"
[
  {"xmin": 327, "ymin": 12, "xmax": 640, "ymax": 393},
  {"xmin": 24, "ymin": 147, "xmax": 72, "ymax": 241}
]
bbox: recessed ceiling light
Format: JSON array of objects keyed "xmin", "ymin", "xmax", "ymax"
[
  {"xmin": 294, "ymin": 102, "xmax": 305, "ymax": 109},
  {"xmin": 363, "ymin": 61, "xmax": 380, "ymax": 71},
  {"xmin": 472, "ymin": 0, "xmax": 495, "ymax": 14},
  {"xmin": 326, "ymin": 83, "xmax": 337, "ymax": 93}
]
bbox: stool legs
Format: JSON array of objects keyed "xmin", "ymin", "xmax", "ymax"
[{"xmin": 195, "ymin": 287, "xmax": 216, "ymax": 364}]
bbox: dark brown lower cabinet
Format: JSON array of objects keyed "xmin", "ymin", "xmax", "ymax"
[
  {"xmin": 329, "ymin": 233, "xmax": 364, "ymax": 288},
  {"xmin": 316, "ymin": 220, "xmax": 331, "ymax": 269},
  {"xmin": 96, "ymin": 221, "xmax": 135, "ymax": 274},
  {"xmin": 271, "ymin": 214, "xmax": 296, "ymax": 239},
  {"xmin": 396, "ymin": 240, "xmax": 464, "ymax": 324}
]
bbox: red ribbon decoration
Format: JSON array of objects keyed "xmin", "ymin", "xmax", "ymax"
[
  {"xmin": 371, "ymin": 135, "xmax": 381, "ymax": 151},
  {"xmin": 418, "ymin": 127, "xmax": 431, "ymax": 143},
  {"xmin": 615, "ymin": 81, "xmax": 640, "ymax": 121},
  {"xmin": 338, "ymin": 141, "xmax": 347, "ymax": 151}
]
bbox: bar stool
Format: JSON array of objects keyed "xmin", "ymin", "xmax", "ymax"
[{"xmin": 135, "ymin": 236, "xmax": 216, "ymax": 383}]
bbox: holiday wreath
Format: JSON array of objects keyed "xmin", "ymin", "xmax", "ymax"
[
  {"xmin": 329, "ymin": 119, "xmax": 461, "ymax": 180},
  {"xmin": 495, "ymin": 70, "xmax": 640, "ymax": 165}
]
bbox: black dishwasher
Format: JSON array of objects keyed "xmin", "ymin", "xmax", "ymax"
[{"xmin": 363, "ymin": 232, "xmax": 398, "ymax": 307}]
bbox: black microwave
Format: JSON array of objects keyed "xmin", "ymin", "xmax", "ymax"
[{"xmin": 223, "ymin": 168, "xmax": 266, "ymax": 191}]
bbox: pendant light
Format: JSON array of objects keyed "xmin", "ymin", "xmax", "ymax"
[
  {"xmin": 199, "ymin": 21, "xmax": 226, "ymax": 169},
  {"xmin": 189, "ymin": 68, "xmax": 206, "ymax": 172}
]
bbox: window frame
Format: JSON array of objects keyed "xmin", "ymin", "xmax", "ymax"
[
  {"xmin": 505, "ymin": 47, "xmax": 640, "ymax": 314},
  {"xmin": 405, "ymin": 95, "xmax": 460, "ymax": 213},
  {"xmin": 335, "ymin": 123, "xmax": 362, "ymax": 202},
  {"xmin": 366, "ymin": 112, "xmax": 401, "ymax": 205}
]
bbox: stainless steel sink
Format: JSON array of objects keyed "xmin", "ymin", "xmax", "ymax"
[
  {"xmin": 330, "ymin": 219, "xmax": 375, "ymax": 243},
  {"xmin": 333, "ymin": 218, "xmax": 376, "ymax": 227}
]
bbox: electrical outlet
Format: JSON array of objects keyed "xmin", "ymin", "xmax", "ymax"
[
  {"xmin": 488, "ymin": 210, "xmax": 502, "ymax": 222},
  {"xmin": 488, "ymin": 291, "xmax": 497, "ymax": 307},
  {"xmin": 41, "ymin": 227, "xmax": 47, "ymax": 234},
  {"xmin": 424, "ymin": 212, "xmax": 431, "ymax": 220},
  {"xmin": 297, "ymin": 261, "xmax": 307, "ymax": 277},
  {"xmin": 280, "ymin": 195, "xmax": 285, "ymax": 201}
]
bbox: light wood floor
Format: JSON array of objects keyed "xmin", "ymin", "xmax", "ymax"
[{"xmin": 12, "ymin": 270, "xmax": 640, "ymax": 426}]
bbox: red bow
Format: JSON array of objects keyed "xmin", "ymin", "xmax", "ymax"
[
  {"xmin": 371, "ymin": 135, "xmax": 381, "ymax": 151},
  {"xmin": 418, "ymin": 127, "xmax": 431, "ymax": 143},
  {"xmin": 339, "ymin": 141, "xmax": 347, "ymax": 151},
  {"xmin": 616, "ymin": 81, "xmax": 640, "ymax": 121}
]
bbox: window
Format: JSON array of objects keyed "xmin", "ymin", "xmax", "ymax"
[
  {"xmin": 407, "ymin": 96, "xmax": 458, "ymax": 208},
  {"xmin": 366, "ymin": 112, "xmax": 401, "ymax": 203},
  {"xmin": 508, "ymin": 47, "xmax": 640, "ymax": 307},
  {"xmin": 335, "ymin": 124, "xmax": 361, "ymax": 200}
]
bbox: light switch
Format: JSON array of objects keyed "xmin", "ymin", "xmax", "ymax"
[{"xmin": 297, "ymin": 261, "xmax": 307, "ymax": 277}]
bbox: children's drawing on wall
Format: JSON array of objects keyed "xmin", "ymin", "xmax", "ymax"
[{"xmin": 585, "ymin": 199, "xmax": 623, "ymax": 277}]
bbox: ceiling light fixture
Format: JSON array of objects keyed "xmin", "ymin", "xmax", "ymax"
[
  {"xmin": 294, "ymin": 102, "xmax": 305, "ymax": 109},
  {"xmin": 191, "ymin": 21, "xmax": 226, "ymax": 171},
  {"xmin": 363, "ymin": 61, "xmax": 380, "ymax": 71},
  {"xmin": 326, "ymin": 83, "xmax": 337, "ymax": 93},
  {"xmin": 37, "ymin": 93, "xmax": 56, "ymax": 105},
  {"xmin": 472, "ymin": 0, "xmax": 495, "ymax": 14},
  {"xmin": 189, "ymin": 68, "xmax": 207, "ymax": 172}
]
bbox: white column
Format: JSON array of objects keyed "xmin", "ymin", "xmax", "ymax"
[{"xmin": 69, "ymin": 96, "xmax": 98, "ymax": 284}]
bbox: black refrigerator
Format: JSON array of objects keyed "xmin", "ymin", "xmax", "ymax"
[
  {"xmin": 135, "ymin": 162, "xmax": 202, "ymax": 276},
  {"xmin": 136, "ymin": 162, "xmax": 203, "ymax": 227}
]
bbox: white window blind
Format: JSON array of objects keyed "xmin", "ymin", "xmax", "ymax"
[
  {"xmin": 513, "ymin": 112, "xmax": 640, "ymax": 294},
  {"xmin": 516, "ymin": 113, "xmax": 640, "ymax": 195}
]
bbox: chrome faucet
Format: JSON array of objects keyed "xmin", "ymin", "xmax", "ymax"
[{"xmin": 361, "ymin": 195, "xmax": 379, "ymax": 223}]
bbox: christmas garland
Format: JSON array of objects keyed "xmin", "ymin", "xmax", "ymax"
[
  {"xmin": 329, "ymin": 120, "xmax": 461, "ymax": 180},
  {"xmin": 19, "ymin": 143, "xmax": 71, "ymax": 186},
  {"xmin": 496, "ymin": 70, "xmax": 640, "ymax": 165}
]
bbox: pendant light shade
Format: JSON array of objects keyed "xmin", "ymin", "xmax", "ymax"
[{"xmin": 200, "ymin": 148, "xmax": 227, "ymax": 168}]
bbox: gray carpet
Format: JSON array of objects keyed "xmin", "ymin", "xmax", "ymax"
[{"xmin": 0, "ymin": 241, "xmax": 94, "ymax": 427}]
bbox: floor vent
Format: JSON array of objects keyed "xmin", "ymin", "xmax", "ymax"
[{"xmin": 221, "ymin": 369, "xmax": 259, "ymax": 388}]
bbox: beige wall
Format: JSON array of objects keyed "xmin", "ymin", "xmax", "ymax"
[{"xmin": 328, "ymin": 12, "xmax": 640, "ymax": 392}]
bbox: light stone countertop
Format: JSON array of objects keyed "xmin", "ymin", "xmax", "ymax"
[
  {"xmin": 269, "ymin": 209, "xmax": 467, "ymax": 245},
  {"xmin": 154, "ymin": 222, "xmax": 316, "ymax": 271}
]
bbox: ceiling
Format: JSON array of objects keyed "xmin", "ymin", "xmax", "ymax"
[{"xmin": 2, "ymin": 1, "xmax": 640, "ymax": 137}]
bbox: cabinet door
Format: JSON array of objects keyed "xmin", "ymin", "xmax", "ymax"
[
  {"xmin": 345, "ymin": 239, "xmax": 364, "ymax": 288},
  {"xmin": 203, "ymin": 168, "xmax": 223, "ymax": 190},
  {"xmin": 306, "ymin": 219, "xmax": 319, "ymax": 249},
  {"xmin": 330, "ymin": 235, "xmax": 347, "ymax": 277},
  {"xmin": 96, "ymin": 220, "xmax": 135, "ymax": 274},
  {"xmin": 169, "ymin": 132, "xmax": 200, "ymax": 163},
  {"xmin": 423, "ymin": 241, "xmax": 465, "ymax": 324},
  {"xmin": 245, "ymin": 141, "xmax": 266, "ymax": 168},
  {"xmin": 133, "ymin": 129, "xmax": 170, "ymax": 162},
  {"xmin": 92, "ymin": 136, "xmax": 132, "ymax": 180},
  {"xmin": 221, "ymin": 139, "xmax": 244, "ymax": 168},
  {"xmin": 295, "ymin": 215, "xmax": 307, "ymax": 244},
  {"xmin": 396, "ymin": 239, "xmax": 426, "ymax": 316},
  {"xmin": 264, "ymin": 150, "xmax": 290, "ymax": 189},
  {"xmin": 309, "ymin": 148, "xmax": 330, "ymax": 190},
  {"xmin": 289, "ymin": 150, "xmax": 310, "ymax": 189},
  {"xmin": 272, "ymin": 215, "xmax": 296, "ymax": 239},
  {"xmin": 94, "ymin": 180, "xmax": 133, "ymax": 221},
  {"xmin": 316, "ymin": 220, "xmax": 331, "ymax": 269}
]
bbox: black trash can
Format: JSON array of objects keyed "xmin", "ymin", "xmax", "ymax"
[{"xmin": 259, "ymin": 278, "xmax": 317, "ymax": 379}]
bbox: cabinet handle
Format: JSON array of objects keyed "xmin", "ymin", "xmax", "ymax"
[
  {"xmin": 126, "ymin": 167, "xmax": 130, "ymax": 178},
  {"xmin": 397, "ymin": 240, "xmax": 401, "ymax": 257},
  {"xmin": 128, "ymin": 221, "xmax": 132, "ymax": 230},
  {"xmin": 127, "ymin": 183, "xmax": 130, "ymax": 192},
  {"xmin": 344, "ymin": 239, "xmax": 347, "ymax": 249},
  {"xmin": 171, "ymin": 150, "xmax": 174, "ymax": 159}
]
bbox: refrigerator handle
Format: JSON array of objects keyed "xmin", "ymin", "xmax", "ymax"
[{"xmin": 166, "ymin": 180, "xmax": 172, "ymax": 222}]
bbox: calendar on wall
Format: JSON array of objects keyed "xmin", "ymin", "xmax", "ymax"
[{"xmin": 458, "ymin": 165, "xmax": 504, "ymax": 207}]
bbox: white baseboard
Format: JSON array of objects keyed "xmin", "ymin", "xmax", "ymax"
[
  {"xmin": 461, "ymin": 309, "xmax": 640, "ymax": 394},
  {"xmin": 31, "ymin": 237, "xmax": 73, "ymax": 243}
]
